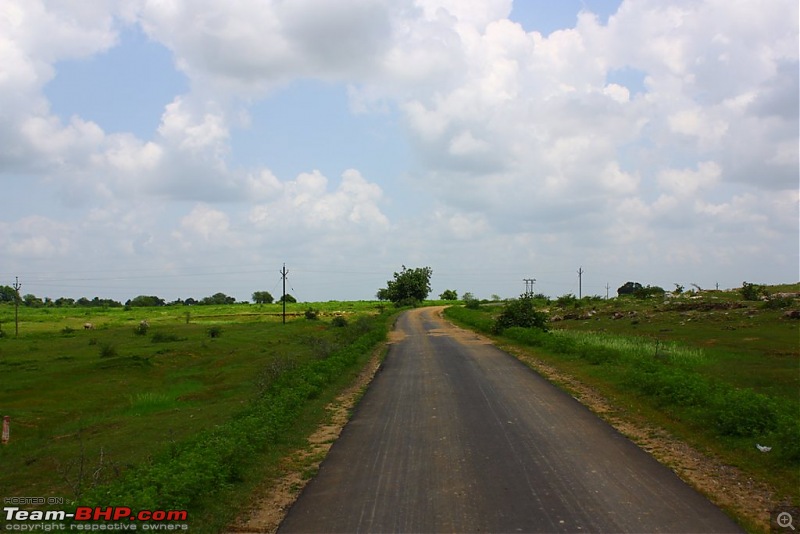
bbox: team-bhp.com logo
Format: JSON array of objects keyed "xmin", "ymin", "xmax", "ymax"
[{"xmin": 3, "ymin": 506, "xmax": 188, "ymax": 530}]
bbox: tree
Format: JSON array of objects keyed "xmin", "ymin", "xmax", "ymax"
[
  {"xmin": 377, "ymin": 266, "xmax": 433, "ymax": 306},
  {"xmin": 127, "ymin": 295, "xmax": 166, "ymax": 307},
  {"xmin": 252, "ymin": 291, "xmax": 275, "ymax": 304},
  {"xmin": 201, "ymin": 293, "xmax": 236, "ymax": 305},
  {"xmin": 278, "ymin": 293, "xmax": 297, "ymax": 304},
  {"xmin": 617, "ymin": 281, "xmax": 643, "ymax": 297},
  {"xmin": 439, "ymin": 289, "xmax": 458, "ymax": 300},
  {"xmin": 0, "ymin": 286, "xmax": 18, "ymax": 303},
  {"xmin": 22, "ymin": 294, "xmax": 44, "ymax": 307}
]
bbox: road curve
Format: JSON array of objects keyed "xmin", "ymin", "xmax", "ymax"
[{"xmin": 278, "ymin": 307, "xmax": 741, "ymax": 533}]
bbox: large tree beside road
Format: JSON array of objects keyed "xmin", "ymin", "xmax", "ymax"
[{"xmin": 377, "ymin": 266, "xmax": 432, "ymax": 306}]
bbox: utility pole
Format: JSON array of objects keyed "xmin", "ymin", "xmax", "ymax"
[
  {"xmin": 13, "ymin": 277, "xmax": 21, "ymax": 338},
  {"xmin": 523, "ymin": 278, "xmax": 536, "ymax": 297},
  {"xmin": 577, "ymin": 267, "xmax": 583, "ymax": 299},
  {"xmin": 606, "ymin": 283, "xmax": 610, "ymax": 300},
  {"xmin": 280, "ymin": 264, "xmax": 288, "ymax": 324}
]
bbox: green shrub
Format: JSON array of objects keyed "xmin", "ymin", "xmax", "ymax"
[
  {"xmin": 99, "ymin": 344, "xmax": 118, "ymax": 358},
  {"xmin": 772, "ymin": 415, "xmax": 800, "ymax": 464},
  {"xmin": 578, "ymin": 345, "xmax": 618, "ymax": 365},
  {"xmin": 740, "ymin": 281, "xmax": 767, "ymax": 301},
  {"xmin": 762, "ymin": 297, "xmax": 794, "ymax": 309},
  {"xmin": 711, "ymin": 388, "xmax": 778, "ymax": 437},
  {"xmin": 304, "ymin": 308, "xmax": 319, "ymax": 320},
  {"xmin": 504, "ymin": 327, "xmax": 547, "ymax": 346},
  {"xmin": 151, "ymin": 332, "xmax": 183, "ymax": 343},
  {"xmin": 133, "ymin": 321, "xmax": 150, "ymax": 336},
  {"xmin": 556, "ymin": 294, "xmax": 578, "ymax": 307},
  {"xmin": 493, "ymin": 295, "xmax": 549, "ymax": 334},
  {"xmin": 464, "ymin": 296, "xmax": 481, "ymax": 309},
  {"xmin": 207, "ymin": 326, "xmax": 223, "ymax": 338},
  {"xmin": 633, "ymin": 285, "xmax": 665, "ymax": 299},
  {"xmin": 331, "ymin": 316, "xmax": 348, "ymax": 328}
]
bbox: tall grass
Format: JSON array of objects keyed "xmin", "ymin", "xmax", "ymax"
[{"xmin": 555, "ymin": 330, "xmax": 706, "ymax": 366}]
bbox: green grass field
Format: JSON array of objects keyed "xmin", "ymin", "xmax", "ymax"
[
  {"xmin": 0, "ymin": 301, "xmax": 391, "ymax": 531},
  {"xmin": 445, "ymin": 284, "xmax": 800, "ymax": 518}
]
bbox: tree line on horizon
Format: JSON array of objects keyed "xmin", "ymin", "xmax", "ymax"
[{"xmin": 0, "ymin": 286, "xmax": 297, "ymax": 308}]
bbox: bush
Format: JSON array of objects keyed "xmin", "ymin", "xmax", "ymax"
[
  {"xmin": 633, "ymin": 285, "xmax": 665, "ymax": 299},
  {"xmin": 762, "ymin": 297, "xmax": 794, "ymax": 309},
  {"xmin": 556, "ymin": 294, "xmax": 578, "ymax": 308},
  {"xmin": 134, "ymin": 322, "xmax": 150, "ymax": 336},
  {"xmin": 99, "ymin": 344, "xmax": 118, "ymax": 358},
  {"xmin": 151, "ymin": 332, "xmax": 183, "ymax": 343},
  {"xmin": 493, "ymin": 295, "xmax": 549, "ymax": 334},
  {"xmin": 463, "ymin": 293, "xmax": 481, "ymax": 309},
  {"xmin": 304, "ymin": 308, "xmax": 319, "ymax": 320},
  {"xmin": 740, "ymin": 281, "xmax": 767, "ymax": 301},
  {"xmin": 711, "ymin": 388, "xmax": 778, "ymax": 437},
  {"xmin": 331, "ymin": 316, "xmax": 348, "ymax": 328},
  {"xmin": 207, "ymin": 326, "xmax": 223, "ymax": 338},
  {"xmin": 772, "ymin": 415, "xmax": 800, "ymax": 464}
]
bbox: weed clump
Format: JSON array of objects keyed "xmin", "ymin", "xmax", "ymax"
[
  {"xmin": 151, "ymin": 332, "xmax": 184, "ymax": 343},
  {"xmin": 207, "ymin": 326, "xmax": 223, "ymax": 338},
  {"xmin": 99, "ymin": 344, "xmax": 118, "ymax": 358},
  {"xmin": 331, "ymin": 316, "xmax": 348, "ymax": 328}
]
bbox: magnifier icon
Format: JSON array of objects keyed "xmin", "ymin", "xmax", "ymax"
[{"xmin": 778, "ymin": 511, "xmax": 796, "ymax": 531}]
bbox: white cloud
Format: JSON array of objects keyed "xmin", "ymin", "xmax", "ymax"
[
  {"xmin": 249, "ymin": 169, "xmax": 388, "ymax": 231},
  {"xmin": 657, "ymin": 161, "xmax": 721, "ymax": 196},
  {"xmin": 176, "ymin": 204, "xmax": 232, "ymax": 244},
  {"xmin": 1, "ymin": 216, "xmax": 71, "ymax": 259}
]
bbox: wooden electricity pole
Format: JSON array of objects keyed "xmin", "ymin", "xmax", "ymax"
[{"xmin": 13, "ymin": 277, "xmax": 21, "ymax": 338}]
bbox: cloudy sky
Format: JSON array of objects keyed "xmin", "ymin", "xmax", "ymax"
[{"xmin": 1, "ymin": 0, "xmax": 798, "ymax": 303}]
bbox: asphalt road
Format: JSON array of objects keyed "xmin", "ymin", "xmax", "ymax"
[{"xmin": 278, "ymin": 307, "xmax": 742, "ymax": 533}]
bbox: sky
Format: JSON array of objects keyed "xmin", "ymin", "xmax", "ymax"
[{"xmin": 1, "ymin": 0, "xmax": 798, "ymax": 303}]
